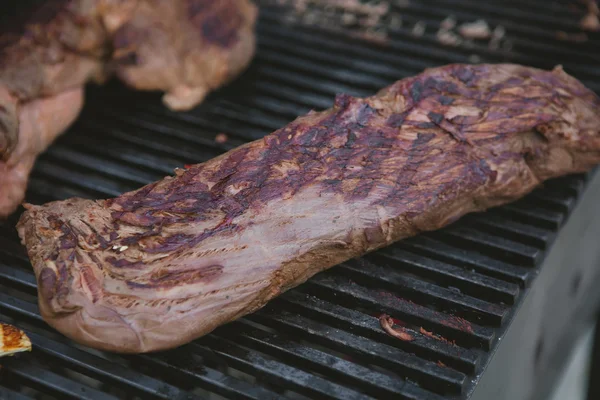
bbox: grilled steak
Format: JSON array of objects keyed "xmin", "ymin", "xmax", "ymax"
[
  {"xmin": 0, "ymin": 0, "xmax": 257, "ymax": 217},
  {"xmin": 17, "ymin": 64, "xmax": 600, "ymax": 353}
]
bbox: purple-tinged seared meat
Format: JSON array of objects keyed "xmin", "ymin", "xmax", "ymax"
[
  {"xmin": 17, "ymin": 64, "xmax": 600, "ymax": 353},
  {"xmin": 0, "ymin": 0, "xmax": 257, "ymax": 218}
]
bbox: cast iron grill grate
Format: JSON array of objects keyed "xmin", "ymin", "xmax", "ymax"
[{"xmin": 0, "ymin": 1, "xmax": 598, "ymax": 399}]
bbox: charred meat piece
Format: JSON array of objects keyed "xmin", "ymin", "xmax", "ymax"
[
  {"xmin": 108, "ymin": 0, "xmax": 257, "ymax": 110},
  {"xmin": 0, "ymin": 323, "xmax": 32, "ymax": 357},
  {"xmin": 18, "ymin": 64, "xmax": 600, "ymax": 353},
  {"xmin": 0, "ymin": 0, "xmax": 257, "ymax": 217}
]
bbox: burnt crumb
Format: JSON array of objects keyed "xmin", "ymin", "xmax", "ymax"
[
  {"xmin": 380, "ymin": 314, "xmax": 414, "ymax": 341},
  {"xmin": 458, "ymin": 19, "xmax": 491, "ymax": 40},
  {"xmin": 555, "ymin": 31, "xmax": 588, "ymax": 43},
  {"xmin": 411, "ymin": 21, "xmax": 426, "ymax": 37},
  {"xmin": 440, "ymin": 16, "xmax": 457, "ymax": 30},
  {"xmin": 436, "ymin": 17, "xmax": 510, "ymax": 51},
  {"xmin": 215, "ymin": 133, "xmax": 229, "ymax": 144},
  {"xmin": 269, "ymin": 0, "xmax": 393, "ymax": 43}
]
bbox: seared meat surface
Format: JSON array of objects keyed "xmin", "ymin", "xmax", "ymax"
[
  {"xmin": 0, "ymin": 0, "xmax": 257, "ymax": 217},
  {"xmin": 0, "ymin": 323, "xmax": 32, "ymax": 358},
  {"xmin": 18, "ymin": 64, "xmax": 600, "ymax": 353}
]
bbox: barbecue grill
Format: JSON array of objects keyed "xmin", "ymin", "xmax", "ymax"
[{"xmin": 1, "ymin": 1, "xmax": 600, "ymax": 399}]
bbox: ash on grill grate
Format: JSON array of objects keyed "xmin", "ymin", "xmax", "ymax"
[
  {"xmin": 262, "ymin": 0, "xmax": 407, "ymax": 42},
  {"xmin": 0, "ymin": 0, "xmax": 599, "ymax": 399}
]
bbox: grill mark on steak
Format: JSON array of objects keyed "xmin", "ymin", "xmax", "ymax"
[
  {"xmin": 128, "ymin": 264, "xmax": 224, "ymax": 289},
  {"xmin": 17, "ymin": 63, "xmax": 600, "ymax": 353}
]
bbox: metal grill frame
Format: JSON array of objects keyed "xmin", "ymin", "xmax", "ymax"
[{"xmin": 0, "ymin": 1, "xmax": 600, "ymax": 399}]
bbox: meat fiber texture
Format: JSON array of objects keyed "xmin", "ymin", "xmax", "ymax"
[
  {"xmin": 18, "ymin": 64, "xmax": 600, "ymax": 353},
  {"xmin": 0, "ymin": 0, "xmax": 257, "ymax": 217}
]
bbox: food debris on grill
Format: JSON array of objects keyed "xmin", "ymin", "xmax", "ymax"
[
  {"xmin": 411, "ymin": 21, "xmax": 426, "ymax": 37},
  {"xmin": 488, "ymin": 26, "xmax": 506, "ymax": 50},
  {"xmin": 379, "ymin": 315, "xmax": 415, "ymax": 341},
  {"xmin": 420, "ymin": 327, "xmax": 456, "ymax": 345},
  {"xmin": 436, "ymin": 17, "xmax": 510, "ymax": 50},
  {"xmin": 215, "ymin": 133, "xmax": 229, "ymax": 144},
  {"xmin": 458, "ymin": 19, "xmax": 492, "ymax": 40},
  {"xmin": 440, "ymin": 16, "xmax": 457, "ymax": 30},
  {"xmin": 269, "ymin": 0, "xmax": 401, "ymax": 43},
  {"xmin": 0, "ymin": 323, "xmax": 32, "ymax": 358},
  {"xmin": 437, "ymin": 29, "xmax": 462, "ymax": 47},
  {"xmin": 442, "ymin": 316, "xmax": 474, "ymax": 334},
  {"xmin": 556, "ymin": 31, "xmax": 589, "ymax": 42},
  {"xmin": 436, "ymin": 16, "xmax": 462, "ymax": 47}
]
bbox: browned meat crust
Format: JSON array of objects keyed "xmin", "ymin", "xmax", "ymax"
[
  {"xmin": 17, "ymin": 64, "xmax": 600, "ymax": 353},
  {"xmin": 0, "ymin": 323, "xmax": 32, "ymax": 357},
  {"xmin": 0, "ymin": 0, "xmax": 257, "ymax": 217}
]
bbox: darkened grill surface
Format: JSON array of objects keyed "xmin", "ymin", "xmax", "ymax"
[{"xmin": 1, "ymin": 1, "xmax": 599, "ymax": 399}]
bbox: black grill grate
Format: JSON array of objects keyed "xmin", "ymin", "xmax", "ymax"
[{"xmin": 0, "ymin": 1, "xmax": 599, "ymax": 399}]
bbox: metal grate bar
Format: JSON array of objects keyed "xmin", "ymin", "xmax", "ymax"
[
  {"xmin": 251, "ymin": 308, "xmax": 466, "ymax": 395},
  {"xmin": 303, "ymin": 275, "xmax": 495, "ymax": 348},
  {"xmin": 198, "ymin": 337, "xmax": 372, "ymax": 400},
  {"xmin": 336, "ymin": 259, "xmax": 509, "ymax": 325},
  {"xmin": 26, "ymin": 332, "xmax": 197, "ymax": 400},
  {"xmin": 0, "ymin": 289, "xmax": 281, "ymax": 400},
  {"xmin": 417, "ymin": 0, "xmax": 592, "ymax": 31},
  {"xmin": 257, "ymin": 14, "xmax": 448, "ymax": 71},
  {"xmin": 465, "ymin": 214, "xmax": 552, "ymax": 250},
  {"xmin": 436, "ymin": 226, "xmax": 542, "ymax": 266},
  {"xmin": 397, "ymin": 1, "xmax": 600, "ymax": 61},
  {"xmin": 257, "ymin": 6, "xmax": 600, "ymax": 93},
  {"xmin": 217, "ymin": 319, "xmax": 426, "ymax": 398},
  {"xmin": 135, "ymin": 352, "xmax": 285, "ymax": 400},
  {"xmin": 493, "ymin": 204, "xmax": 564, "ymax": 230},
  {"xmin": 1, "ymin": 1, "xmax": 598, "ymax": 399},
  {"xmin": 1, "ymin": 359, "xmax": 119, "ymax": 400},
  {"xmin": 371, "ymin": 248, "xmax": 520, "ymax": 304},
  {"xmin": 0, "ymin": 386, "xmax": 32, "ymax": 400},
  {"xmin": 276, "ymin": 290, "xmax": 480, "ymax": 373}
]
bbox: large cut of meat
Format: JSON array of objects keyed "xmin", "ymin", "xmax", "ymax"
[
  {"xmin": 0, "ymin": 0, "xmax": 257, "ymax": 217},
  {"xmin": 17, "ymin": 64, "xmax": 600, "ymax": 353}
]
